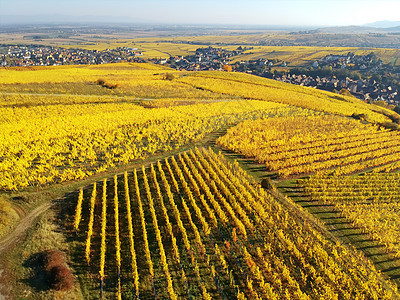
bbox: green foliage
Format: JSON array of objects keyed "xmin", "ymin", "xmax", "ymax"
[
  {"xmin": 96, "ymin": 78, "xmax": 119, "ymax": 89},
  {"xmin": 380, "ymin": 121, "xmax": 400, "ymax": 131},
  {"xmin": 163, "ymin": 73, "xmax": 175, "ymax": 81},
  {"xmin": 339, "ymin": 88, "xmax": 353, "ymax": 97},
  {"xmin": 375, "ymin": 100, "xmax": 388, "ymax": 107},
  {"xmin": 351, "ymin": 113, "xmax": 368, "ymax": 121}
]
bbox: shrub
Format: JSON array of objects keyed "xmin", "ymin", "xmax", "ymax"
[
  {"xmin": 261, "ymin": 178, "xmax": 275, "ymax": 190},
  {"xmin": 223, "ymin": 65, "xmax": 233, "ymax": 72},
  {"xmin": 339, "ymin": 88, "xmax": 352, "ymax": 97},
  {"xmin": 42, "ymin": 249, "xmax": 65, "ymax": 271},
  {"xmin": 49, "ymin": 265, "xmax": 74, "ymax": 291},
  {"xmin": 96, "ymin": 79, "xmax": 119, "ymax": 89},
  {"xmin": 375, "ymin": 100, "xmax": 388, "ymax": 108},
  {"xmin": 380, "ymin": 122, "xmax": 400, "ymax": 131},
  {"xmin": 388, "ymin": 114, "xmax": 400, "ymax": 124},
  {"xmin": 163, "ymin": 73, "xmax": 175, "ymax": 81},
  {"xmin": 96, "ymin": 79, "xmax": 106, "ymax": 86},
  {"xmin": 351, "ymin": 113, "xmax": 368, "ymax": 121}
]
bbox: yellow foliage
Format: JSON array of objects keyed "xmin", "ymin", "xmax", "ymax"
[
  {"xmin": 72, "ymin": 148, "xmax": 399, "ymax": 298},
  {"xmin": 217, "ymin": 115, "xmax": 400, "ymax": 177},
  {"xmin": 178, "ymin": 72, "xmax": 390, "ymax": 123},
  {"xmin": 0, "ymin": 94, "xmax": 292, "ymax": 190},
  {"xmin": 301, "ymin": 173, "xmax": 400, "ymax": 258}
]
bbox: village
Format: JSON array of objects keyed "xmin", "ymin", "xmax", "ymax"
[
  {"xmin": 1, "ymin": 44, "xmax": 399, "ymax": 106},
  {"xmin": 0, "ymin": 45, "xmax": 143, "ymax": 67},
  {"xmin": 163, "ymin": 47, "xmax": 400, "ymax": 105},
  {"xmin": 157, "ymin": 46, "xmax": 250, "ymax": 71},
  {"xmin": 273, "ymin": 73, "xmax": 399, "ymax": 105}
]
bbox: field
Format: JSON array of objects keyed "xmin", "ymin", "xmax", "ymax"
[
  {"xmin": 217, "ymin": 115, "xmax": 400, "ymax": 178},
  {"xmin": 1, "ymin": 61, "xmax": 400, "ymax": 299},
  {"xmin": 3, "ymin": 62, "xmax": 393, "ymax": 192},
  {"xmin": 68, "ymin": 148, "xmax": 398, "ymax": 299},
  {"xmin": 2, "ymin": 29, "xmax": 400, "ymax": 66},
  {"xmin": 229, "ymin": 46, "xmax": 400, "ymax": 66},
  {"xmin": 2, "ymin": 65, "xmax": 312, "ymax": 190},
  {"xmin": 215, "ymin": 108, "xmax": 400, "ymax": 291},
  {"xmin": 299, "ymin": 173, "xmax": 400, "ymax": 258}
]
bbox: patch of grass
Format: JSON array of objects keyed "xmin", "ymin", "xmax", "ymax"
[
  {"xmin": 4, "ymin": 209, "xmax": 83, "ymax": 299},
  {"xmin": 0, "ymin": 196, "xmax": 19, "ymax": 239}
]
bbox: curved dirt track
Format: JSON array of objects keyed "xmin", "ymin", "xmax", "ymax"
[{"xmin": 0, "ymin": 202, "xmax": 53, "ymax": 254}]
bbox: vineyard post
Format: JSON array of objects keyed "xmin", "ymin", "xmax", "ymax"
[
  {"xmin": 100, "ymin": 277, "xmax": 104, "ymax": 299},
  {"xmin": 152, "ymin": 277, "xmax": 156, "ymax": 300}
]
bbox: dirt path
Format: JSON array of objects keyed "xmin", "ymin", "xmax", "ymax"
[
  {"xmin": 0, "ymin": 202, "xmax": 53, "ymax": 254},
  {"xmin": 0, "ymin": 202, "xmax": 53, "ymax": 299}
]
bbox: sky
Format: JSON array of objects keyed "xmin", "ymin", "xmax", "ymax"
[{"xmin": 1, "ymin": 0, "xmax": 400, "ymax": 27}]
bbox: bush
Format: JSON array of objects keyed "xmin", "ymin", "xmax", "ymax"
[
  {"xmin": 96, "ymin": 79, "xmax": 106, "ymax": 86},
  {"xmin": 49, "ymin": 265, "xmax": 74, "ymax": 291},
  {"xmin": 41, "ymin": 249, "xmax": 65, "ymax": 271},
  {"xmin": 351, "ymin": 113, "xmax": 368, "ymax": 121},
  {"xmin": 39, "ymin": 249, "xmax": 74, "ymax": 291},
  {"xmin": 223, "ymin": 65, "xmax": 233, "ymax": 72},
  {"xmin": 261, "ymin": 178, "xmax": 275, "ymax": 190},
  {"xmin": 375, "ymin": 100, "xmax": 388, "ymax": 108},
  {"xmin": 163, "ymin": 73, "xmax": 175, "ymax": 81},
  {"xmin": 388, "ymin": 114, "xmax": 400, "ymax": 124},
  {"xmin": 380, "ymin": 122, "xmax": 400, "ymax": 131},
  {"xmin": 96, "ymin": 79, "xmax": 119, "ymax": 89},
  {"xmin": 339, "ymin": 88, "xmax": 353, "ymax": 97},
  {"xmin": 104, "ymin": 83, "xmax": 119, "ymax": 89}
]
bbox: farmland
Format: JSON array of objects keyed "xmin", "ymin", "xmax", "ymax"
[
  {"xmin": 1, "ymin": 62, "xmax": 395, "ymax": 191},
  {"xmin": 2, "ymin": 27, "xmax": 400, "ymax": 66},
  {"xmin": 1, "ymin": 60, "xmax": 400, "ymax": 299},
  {"xmin": 217, "ymin": 115, "xmax": 400, "ymax": 178},
  {"xmin": 68, "ymin": 148, "xmax": 398, "ymax": 299},
  {"xmin": 299, "ymin": 173, "xmax": 400, "ymax": 258}
]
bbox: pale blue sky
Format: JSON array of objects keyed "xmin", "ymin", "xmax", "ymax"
[{"xmin": 1, "ymin": 0, "xmax": 399, "ymax": 26}]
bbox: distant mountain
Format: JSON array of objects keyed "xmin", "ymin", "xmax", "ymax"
[
  {"xmin": 317, "ymin": 25, "xmax": 400, "ymax": 34},
  {"xmin": 384, "ymin": 26, "xmax": 400, "ymax": 32},
  {"xmin": 318, "ymin": 26, "xmax": 376, "ymax": 34},
  {"xmin": 364, "ymin": 20, "xmax": 400, "ymax": 28}
]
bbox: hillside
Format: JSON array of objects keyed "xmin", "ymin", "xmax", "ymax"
[
  {"xmin": 1, "ymin": 63, "xmax": 396, "ymax": 190},
  {"xmin": 0, "ymin": 62, "xmax": 400, "ymax": 299}
]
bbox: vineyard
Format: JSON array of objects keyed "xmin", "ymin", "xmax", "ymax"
[
  {"xmin": 71, "ymin": 148, "xmax": 398, "ymax": 299},
  {"xmin": 177, "ymin": 72, "xmax": 393, "ymax": 123},
  {"xmin": 1, "ymin": 62, "xmax": 395, "ymax": 191},
  {"xmin": 299, "ymin": 173, "xmax": 400, "ymax": 259},
  {"xmin": 2, "ymin": 61, "xmax": 400, "ymax": 299},
  {"xmin": 1, "ymin": 97, "xmax": 311, "ymax": 190},
  {"xmin": 217, "ymin": 115, "xmax": 400, "ymax": 178}
]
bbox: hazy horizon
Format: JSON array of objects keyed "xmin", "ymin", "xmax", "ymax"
[{"xmin": 1, "ymin": 0, "xmax": 400, "ymax": 27}]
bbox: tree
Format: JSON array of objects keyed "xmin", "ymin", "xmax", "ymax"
[
  {"xmin": 223, "ymin": 65, "xmax": 233, "ymax": 72},
  {"xmin": 339, "ymin": 88, "xmax": 352, "ymax": 97}
]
